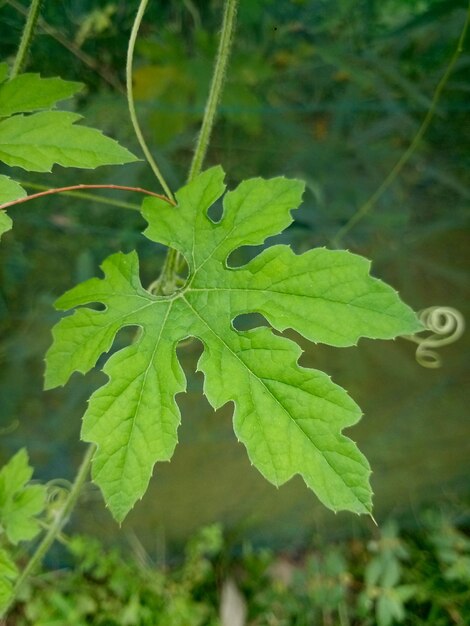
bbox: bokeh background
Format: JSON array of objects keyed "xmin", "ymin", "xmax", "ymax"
[{"xmin": 0, "ymin": 0, "xmax": 468, "ymax": 557}]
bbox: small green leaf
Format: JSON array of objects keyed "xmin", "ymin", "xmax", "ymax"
[
  {"xmin": 0, "ymin": 550, "xmax": 17, "ymax": 580},
  {"xmin": 46, "ymin": 167, "xmax": 422, "ymax": 522},
  {"xmin": 0, "ymin": 111, "xmax": 138, "ymax": 172},
  {"xmin": 0, "ymin": 449, "xmax": 46, "ymax": 544},
  {"xmin": 377, "ymin": 594, "xmax": 405, "ymax": 626},
  {"xmin": 0, "ymin": 212, "xmax": 12, "ymax": 240},
  {"xmin": 0, "ymin": 64, "xmax": 8, "ymax": 84},
  {"xmin": 0, "ymin": 175, "xmax": 26, "ymax": 204},
  {"xmin": 0, "ymin": 74, "xmax": 82, "ymax": 117},
  {"xmin": 0, "ymin": 175, "xmax": 26, "ymax": 240},
  {"xmin": 0, "ymin": 548, "xmax": 18, "ymax": 613}
]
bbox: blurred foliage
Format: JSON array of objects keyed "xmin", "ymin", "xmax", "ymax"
[
  {"xmin": 0, "ymin": 0, "xmax": 469, "ymax": 542},
  {"xmin": 5, "ymin": 507, "xmax": 470, "ymax": 625}
]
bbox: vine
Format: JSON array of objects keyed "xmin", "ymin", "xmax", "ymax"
[
  {"xmin": 188, "ymin": 0, "xmax": 239, "ymax": 182},
  {"xmin": 162, "ymin": 0, "xmax": 239, "ymax": 288},
  {"xmin": 125, "ymin": 0, "xmax": 174, "ymax": 201}
]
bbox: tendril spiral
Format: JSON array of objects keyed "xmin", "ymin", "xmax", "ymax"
[{"xmin": 405, "ymin": 306, "xmax": 465, "ymax": 368}]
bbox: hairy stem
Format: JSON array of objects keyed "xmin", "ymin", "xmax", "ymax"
[
  {"xmin": 0, "ymin": 184, "xmax": 174, "ymax": 211},
  {"xmin": 188, "ymin": 0, "xmax": 239, "ymax": 182},
  {"xmin": 10, "ymin": 0, "xmax": 42, "ymax": 78},
  {"xmin": 157, "ymin": 0, "xmax": 239, "ymax": 290},
  {"xmin": 331, "ymin": 4, "xmax": 470, "ymax": 248},
  {"xmin": 2, "ymin": 444, "xmax": 96, "ymax": 618},
  {"xmin": 158, "ymin": 0, "xmax": 239, "ymax": 286},
  {"xmin": 127, "ymin": 0, "xmax": 175, "ymax": 201}
]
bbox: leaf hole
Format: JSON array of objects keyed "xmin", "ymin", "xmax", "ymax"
[
  {"xmin": 110, "ymin": 325, "xmax": 143, "ymax": 351},
  {"xmin": 232, "ymin": 312, "xmax": 269, "ymax": 331},
  {"xmin": 87, "ymin": 302, "xmax": 106, "ymax": 312},
  {"xmin": 226, "ymin": 244, "xmax": 266, "ymax": 268},
  {"xmin": 176, "ymin": 337, "xmax": 205, "ymax": 394},
  {"xmin": 206, "ymin": 198, "xmax": 223, "ymax": 223},
  {"xmin": 92, "ymin": 325, "xmax": 142, "ymax": 378},
  {"xmin": 177, "ymin": 255, "xmax": 190, "ymax": 281}
]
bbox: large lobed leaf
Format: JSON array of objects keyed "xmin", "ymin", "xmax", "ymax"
[{"xmin": 46, "ymin": 167, "xmax": 422, "ymax": 522}]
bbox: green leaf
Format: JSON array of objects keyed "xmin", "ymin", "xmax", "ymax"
[
  {"xmin": 0, "ymin": 111, "xmax": 138, "ymax": 172},
  {"xmin": 0, "ymin": 449, "xmax": 46, "ymax": 544},
  {"xmin": 0, "ymin": 74, "xmax": 82, "ymax": 117},
  {"xmin": 0, "ymin": 550, "xmax": 17, "ymax": 580},
  {"xmin": 0, "ymin": 211, "xmax": 12, "ymax": 240},
  {"xmin": 0, "ymin": 175, "xmax": 26, "ymax": 240},
  {"xmin": 377, "ymin": 594, "xmax": 405, "ymax": 626},
  {"xmin": 46, "ymin": 167, "xmax": 422, "ymax": 522},
  {"xmin": 0, "ymin": 548, "xmax": 18, "ymax": 613},
  {"xmin": 0, "ymin": 175, "xmax": 26, "ymax": 204},
  {"xmin": 0, "ymin": 63, "xmax": 8, "ymax": 84}
]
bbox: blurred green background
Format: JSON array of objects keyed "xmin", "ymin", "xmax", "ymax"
[{"xmin": 0, "ymin": 0, "xmax": 468, "ymax": 555}]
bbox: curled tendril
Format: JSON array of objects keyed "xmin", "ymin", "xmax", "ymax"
[
  {"xmin": 46, "ymin": 479, "xmax": 72, "ymax": 505},
  {"xmin": 0, "ymin": 420, "xmax": 19, "ymax": 436},
  {"xmin": 405, "ymin": 306, "xmax": 465, "ymax": 368}
]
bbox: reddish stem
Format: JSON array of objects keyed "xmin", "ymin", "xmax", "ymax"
[{"xmin": 0, "ymin": 184, "xmax": 176, "ymax": 210}]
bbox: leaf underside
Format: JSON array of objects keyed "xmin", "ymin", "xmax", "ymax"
[
  {"xmin": 0, "ymin": 111, "xmax": 138, "ymax": 172},
  {"xmin": 45, "ymin": 167, "xmax": 422, "ymax": 522},
  {"xmin": 0, "ymin": 73, "xmax": 82, "ymax": 117}
]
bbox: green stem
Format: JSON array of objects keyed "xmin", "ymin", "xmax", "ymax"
[
  {"xmin": 2, "ymin": 444, "xmax": 96, "ymax": 618},
  {"xmin": 157, "ymin": 0, "xmax": 239, "ymax": 289},
  {"xmin": 187, "ymin": 0, "xmax": 239, "ymax": 182},
  {"xmin": 10, "ymin": 0, "xmax": 42, "ymax": 78},
  {"xmin": 126, "ymin": 0, "xmax": 175, "ymax": 201},
  {"xmin": 331, "ymin": 3, "xmax": 470, "ymax": 248}
]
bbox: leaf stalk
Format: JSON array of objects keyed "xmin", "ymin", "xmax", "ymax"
[
  {"xmin": 15, "ymin": 182, "xmax": 142, "ymax": 211},
  {"xmin": 0, "ymin": 183, "xmax": 174, "ymax": 212}
]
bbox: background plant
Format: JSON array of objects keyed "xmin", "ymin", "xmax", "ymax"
[{"xmin": 4, "ymin": 508, "xmax": 469, "ymax": 625}]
